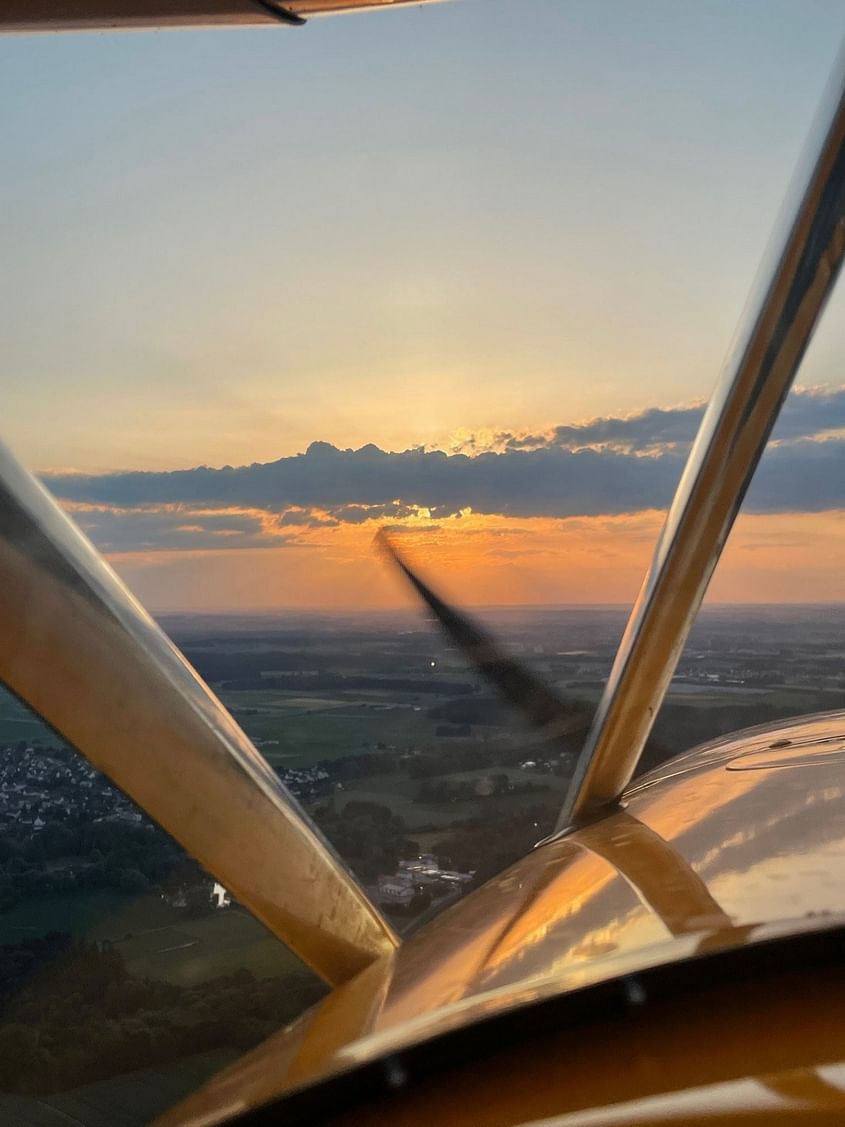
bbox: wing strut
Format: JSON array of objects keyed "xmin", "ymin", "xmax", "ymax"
[
  {"xmin": 379, "ymin": 47, "xmax": 845, "ymax": 839},
  {"xmin": 0, "ymin": 443, "xmax": 398, "ymax": 986},
  {"xmin": 556, "ymin": 48, "xmax": 845, "ymax": 830}
]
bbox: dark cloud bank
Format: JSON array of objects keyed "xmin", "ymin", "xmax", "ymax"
[
  {"xmin": 497, "ymin": 385, "xmax": 845, "ymax": 454},
  {"xmin": 46, "ymin": 387, "xmax": 845, "ymax": 551}
]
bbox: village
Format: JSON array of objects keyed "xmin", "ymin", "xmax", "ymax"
[{"xmin": 0, "ymin": 741, "xmax": 474, "ymax": 921}]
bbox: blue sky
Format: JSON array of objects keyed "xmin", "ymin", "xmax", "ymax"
[{"xmin": 3, "ymin": 0, "xmax": 844, "ymax": 473}]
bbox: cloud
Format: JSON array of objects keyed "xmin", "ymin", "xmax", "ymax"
[
  {"xmin": 498, "ymin": 404, "xmax": 703, "ymax": 453},
  {"xmin": 44, "ymin": 386, "xmax": 845, "ymax": 553},
  {"xmin": 276, "ymin": 508, "xmax": 339, "ymax": 528},
  {"xmin": 49, "ymin": 442, "xmax": 685, "ymax": 522},
  {"xmin": 65, "ymin": 503, "xmax": 307, "ymax": 553},
  {"xmin": 492, "ymin": 385, "xmax": 845, "ymax": 454}
]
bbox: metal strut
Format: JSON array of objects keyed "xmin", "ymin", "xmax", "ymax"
[
  {"xmin": 0, "ymin": 443, "xmax": 398, "ymax": 986},
  {"xmin": 556, "ymin": 47, "xmax": 845, "ymax": 833}
]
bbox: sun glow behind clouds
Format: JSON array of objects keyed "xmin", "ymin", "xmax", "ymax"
[
  {"xmin": 100, "ymin": 508, "xmax": 845, "ymax": 613},
  {"xmin": 44, "ymin": 383, "xmax": 845, "ymax": 610}
]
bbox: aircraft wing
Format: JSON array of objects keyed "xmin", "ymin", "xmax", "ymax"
[{"xmin": 0, "ymin": 0, "xmax": 447, "ymax": 33}]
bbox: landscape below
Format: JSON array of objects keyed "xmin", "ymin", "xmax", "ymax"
[{"xmin": 1, "ymin": 603, "xmax": 844, "ymax": 1124}]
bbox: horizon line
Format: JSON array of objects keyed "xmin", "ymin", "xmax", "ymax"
[{"xmin": 152, "ymin": 600, "xmax": 845, "ymax": 618}]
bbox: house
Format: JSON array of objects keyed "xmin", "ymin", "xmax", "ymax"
[{"xmin": 376, "ymin": 873, "xmax": 415, "ymax": 908}]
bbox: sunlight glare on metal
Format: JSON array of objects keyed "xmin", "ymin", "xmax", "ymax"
[
  {"xmin": 557, "ymin": 45, "xmax": 845, "ymax": 832},
  {"xmin": 0, "ymin": 442, "xmax": 398, "ymax": 985}
]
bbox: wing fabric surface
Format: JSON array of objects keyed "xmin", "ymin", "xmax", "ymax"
[{"xmin": 0, "ymin": 442, "xmax": 397, "ymax": 986}]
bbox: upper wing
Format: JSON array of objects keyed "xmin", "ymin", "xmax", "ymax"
[{"xmin": 0, "ymin": 0, "xmax": 448, "ymax": 33}]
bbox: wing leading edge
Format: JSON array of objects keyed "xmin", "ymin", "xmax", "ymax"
[{"xmin": 0, "ymin": 0, "xmax": 447, "ymax": 33}]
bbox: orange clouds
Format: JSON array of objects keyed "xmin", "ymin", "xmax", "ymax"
[{"xmin": 103, "ymin": 508, "xmax": 845, "ymax": 613}]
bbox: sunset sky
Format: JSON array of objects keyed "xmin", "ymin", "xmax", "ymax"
[{"xmin": 3, "ymin": 0, "xmax": 845, "ymax": 611}]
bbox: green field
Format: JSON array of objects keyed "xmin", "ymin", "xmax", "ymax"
[
  {"xmin": 664, "ymin": 685, "xmax": 844, "ymax": 710},
  {"xmin": 118, "ymin": 910, "xmax": 304, "ymax": 985},
  {"xmin": 332, "ymin": 766, "xmax": 563, "ymax": 831},
  {"xmin": 221, "ymin": 688, "xmax": 444, "ymax": 766},
  {"xmin": 0, "ymin": 680, "xmax": 466, "ymax": 770},
  {"xmin": 0, "ymin": 891, "xmax": 305, "ymax": 986}
]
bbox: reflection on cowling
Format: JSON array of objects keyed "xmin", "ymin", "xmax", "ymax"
[
  {"xmin": 363, "ymin": 712, "xmax": 845, "ymax": 1046},
  {"xmin": 157, "ymin": 712, "xmax": 845, "ymax": 1127}
]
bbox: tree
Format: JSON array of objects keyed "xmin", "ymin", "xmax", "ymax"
[{"xmin": 117, "ymin": 869, "xmax": 149, "ymax": 894}]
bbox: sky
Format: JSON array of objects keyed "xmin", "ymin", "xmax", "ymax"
[{"xmin": 3, "ymin": 0, "xmax": 845, "ymax": 612}]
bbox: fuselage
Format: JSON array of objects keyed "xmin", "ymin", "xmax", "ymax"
[{"xmin": 161, "ymin": 709, "xmax": 845, "ymax": 1124}]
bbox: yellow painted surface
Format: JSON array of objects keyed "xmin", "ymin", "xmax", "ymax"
[{"xmin": 160, "ymin": 711, "xmax": 845, "ymax": 1125}]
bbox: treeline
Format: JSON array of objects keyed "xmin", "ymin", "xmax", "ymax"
[
  {"xmin": 642, "ymin": 697, "xmax": 841, "ymax": 773},
  {"xmin": 427, "ymin": 696, "xmax": 515, "ymax": 727},
  {"xmin": 408, "ymin": 742, "xmax": 573, "ymax": 780},
  {"xmin": 183, "ymin": 649, "xmax": 331, "ymax": 681},
  {"xmin": 222, "ymin": 673, "xmax": 475, "ymax": 695},
  {"xmin": 432, "ymin": 803, "xmax": 559, "ymax": 882},
  {"xmin": 315, "ymin": 750, "xmax": 398, "ymax": 779},
  {"xmin": 425, "ymin": 694, "xmax": 845, "ymax": 780},
  {"xmin": 183, "ymin": 647, "xmax": 450, "ymax": 683},
  {"xmin": 0, "ymin": 934, "xmax": 323, "ymax": 1094},
  {"xmin": 320, "ymin": 735, "xmax": 573, "ymax": 788},
  {"xmin": 0, "ymin": 821, "xmax": 201, "ymax": 911},
  {"xmin": 428, "ymin": 693, "xmax": 593, "ymax": 737},
  {"xmin": 416, "ymin": 775, "xmax": 548, "ymax": 805},
  {"xmin": 312, "ymin": 801, "xmax": 416, "ymax": 881}
]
